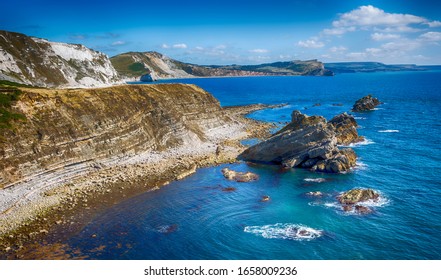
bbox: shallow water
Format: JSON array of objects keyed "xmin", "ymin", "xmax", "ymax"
[{"xmin": 68, "ymin": 72, "xmax": 441, "ymax": 259}]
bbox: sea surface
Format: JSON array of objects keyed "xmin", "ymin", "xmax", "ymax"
[{"xmin": 68, "ymin": 72, "xmax": 441, "ymax": 259}]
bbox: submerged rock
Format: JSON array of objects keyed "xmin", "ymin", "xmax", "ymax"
[
  {"xmin": 329, "ymin": 113, "xmax": 364, "ymax": 145},
  {"xmin": 352, "ymin": 95, "xmax": 381, "ymax": 112},
  {"xmin": 238, "ymin": 111, "xmax": 357, "ymax": 173},
  {"xmin": 306, "ymin": 191, "xmax": 323, "ymax": 197},
  {"xmin": 337, "ymin": 188, "xmax": 379, "ymax": 204},
  {"xmin": 221, "ymin": 168, "xmax": 259, "ymax": 182}
]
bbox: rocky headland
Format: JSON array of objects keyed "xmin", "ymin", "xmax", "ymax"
[
  {"xmin": 0, "ymin": 83, "xmax": 274, "ymax": 258},
  {"xmin": 238, "ymin": 110, "xmax": 360, "ymax": 173}
]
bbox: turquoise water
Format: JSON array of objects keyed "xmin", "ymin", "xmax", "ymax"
[{"xmin": 69, "ymin": 72, "xmax": 441, "ymax": 259}]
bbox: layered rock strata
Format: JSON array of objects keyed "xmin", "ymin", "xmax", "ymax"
[{"xmin": 238, "ymin": 110, "xmax": 359, "ymax": 173}]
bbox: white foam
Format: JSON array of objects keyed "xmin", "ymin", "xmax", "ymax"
[
  {"xmin": 244, "ymin": 223, "xmax": 323, "ymax": 241},
  {"xmin": 378, "ymin": 130, "xmax": 399, "ymax": 133},
  {"xmin": 353, "ymin": 117, "xmax": 367, "ymax": 120},
  {"xmin": 339, "ymin": 138, "xmax": 375, "ymax": 148},
  {"xmin": 304, "ymin": 178, "xmax": 326, "ymax": 183},
  {"xmin": 354, "ymin": 161, "xmax": 368, "ymax": 171}
]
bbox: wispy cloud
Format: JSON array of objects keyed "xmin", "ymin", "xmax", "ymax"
[
  {"xmin": 419, "ymin": 32, "xmax": 441, "ymax": 41},
  {"xmin": 371, "ymin": 33, "xmax": 401, "ymax": 41},
  {"xmin": 297, "ymin": 39, "xmax": 325, "ymax": 48},
  {"xmin": 111, "ymin": 40, "xmax": 126, "ymax": 46},
  {"xmin": 172, "ymin": 43, "xmax": 187, "ymax": 49},
  {"xmin": 249, "ymin": 49, "xmax": 269, "ymax": 53}
]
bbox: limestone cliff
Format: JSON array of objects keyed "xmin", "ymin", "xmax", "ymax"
[
  {"xmin": 0, "ymin": 84, "xmax": 241, "ymax": 188},
  {"xmin": 111, "ymin": 52, "xmax": 334, "ymax": 80},
  {"xmin": 0, "ymin": 30, "xmax": 121, "ymax": 88}
]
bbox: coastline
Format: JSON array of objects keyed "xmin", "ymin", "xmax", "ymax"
[{"xmin": 0, "ymin": 103, "xmax": 275, "ymax": 259}]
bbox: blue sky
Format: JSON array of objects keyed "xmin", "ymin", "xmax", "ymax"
[{"xmin": 2, "ymin": 0, "xmax": 441, "ymax": 64}]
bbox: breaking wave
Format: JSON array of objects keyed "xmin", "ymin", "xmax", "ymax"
[
  {"xmin": 244, "ymin": 223, "xmax": 323, "ymax": 241},
  {"xmin": 340, "ymin": 138, "xmax": 375, "ymax": 148},
  {"xmin": 304, "ymin": 178, "xmax": 327, "ymax": 183},
  {"xmin": 378, "ymin": 130, "xmax": 399, "ymax": 133}
]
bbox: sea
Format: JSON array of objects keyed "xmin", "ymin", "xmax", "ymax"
[{"xmin": 66, "ymin": 71, "xmax": 441, "ymax": 259}]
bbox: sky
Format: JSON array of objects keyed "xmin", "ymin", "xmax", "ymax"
[{"xmin": 2, "ymin": 0, "xmax": 441, "ymax": 65}]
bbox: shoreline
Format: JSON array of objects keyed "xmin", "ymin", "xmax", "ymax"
[{"xmin": 0, "ymin": 103, "xmax": 276, "ymax": 259}]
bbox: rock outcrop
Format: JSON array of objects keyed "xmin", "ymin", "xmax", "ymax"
[
  {"xmin": 337, "ymin": 188, "xmax": 379, "ymax": 204},
  {"xmin": 337, "ymin": 188, "xmax": 380, "ymax": 214},
  {"xmin": 238, "ymin": 111, "xmax": 358, "ymax": 173},
  {"xmin": 0, "ymin": 84, "xmax": 245, "ymax": 188},
  {"xmin": 0, "ymin": 30, "xmax": 121, "ymax": 88},
  {"xmin": 221, "ymin": 168, "xmax": 259, "ymax": 182},
  {"xmin": 352, "ymin": 95, "xmax": 381, "ymax": 112},
  {"xmin": 328, "ymin": 113, "xmax": 364, "ymax": 145}
]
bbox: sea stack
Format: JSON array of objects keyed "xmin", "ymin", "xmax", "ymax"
[
  {"xmin": 352, "ymin": 95, "xmax": 381, "ymax": 112},
  {"xmin": 238, "ymin": 110, "xmax": 358, "ymax": 173}
]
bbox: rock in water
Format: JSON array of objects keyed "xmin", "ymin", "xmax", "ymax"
[
  {"xmin": 238, "ymin": 111, "xmax": 357, "ymax": 173},
  {"xmin": 221, "ymin": 168, "xmax": 259, "ymax": 182},
  {"xmin": 328, "ymin": 113, "xmax": 364, "ymax": 145},
  {"xmin": 352, "ymin": 95, "xmax": 381, "ymax": 112},
  {"xmin": 338, "ymin": 188, "xmax": 379, "ymax": 204}
]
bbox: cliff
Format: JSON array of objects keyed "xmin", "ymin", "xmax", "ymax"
[
  {"xmin": 111, "ymin": 52, "xmax": 333, "ymax": 80},
  {"xmin": 0, "ymin": 83, "xmax": 242, "ymax": 189},
  {"xmin": 0, "ymin": 30, "xmax": 121, "ymax": 88}
]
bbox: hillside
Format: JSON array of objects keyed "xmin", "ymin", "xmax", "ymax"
[
  {"xmin": 0, "ymin": 30, "xmax": 121, "ymax": 88},
  {"xmin": 110, "ymin": 52, "xmax": 334, "ymax": 80},
  {"xmin": 324, "ymin": 62, "xmax": 428, "ymax": 73}
]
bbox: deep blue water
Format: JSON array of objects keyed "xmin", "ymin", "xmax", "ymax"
[{"xmin": 69, "ymin": 72, "xmax": 441, "ymax": 259}]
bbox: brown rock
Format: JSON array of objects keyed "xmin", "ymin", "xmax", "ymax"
[
  {"xmin": 329, "ymin": 113, "xmax": 363, "ymax": 145},
  {"xmin": 221, "ymin": 168, "xmax": 259, "ymax": 182},
  {"xmin": 352, "ymin": 95, "xmax": 381, "ymax": 112},
  {"xmin": 239, "ymin": 111, "xmax": 357, "ymax": 173},
  {"xmin": 355, "ymin": 205, "xmax": 373, "ymax": 214},
  {"xmin": 261, "ymin": 195, "xmax": 270, "ymax": 202},
  {"xmin": 338, "ymin": 188, "xmax": 379, "ymax": 204}
]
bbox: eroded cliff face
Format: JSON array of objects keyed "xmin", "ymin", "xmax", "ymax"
[
  {"xmin": 0, "ymin": 30, "xmax": 121, "ymax": 88},
  {"xmin": 0, "ymin": 84, "xmax": 238, "ymax": 188}
]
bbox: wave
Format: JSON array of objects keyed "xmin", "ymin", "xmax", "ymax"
[
  {"xmin": 353, "ymin": 117, "xmax": 367, "ymax": 120},
  {"xmin": 244, "ymin": 223, "xmax": 323, "ymax": 241},
  {"xmin": 304, "ymin": 178, "xmax": 327, "ymax": 183},
  {"xmin": 339, "ymin": 138, "xmax": 375, "ymax": 148},
  {"xmin": 354, "ymin": 161, "xmax": 368, "ymax": 171},
  {"xmin": 378, "ymin": 130, "xmax": 399, "ymax": 133},
  {"xmin": 317, "ymin": 190, "xmax": 390, "ymax": 215}
]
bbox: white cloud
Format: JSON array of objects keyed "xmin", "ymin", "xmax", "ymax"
[
  {"xmin": 428, "ymin": 21, "xmax": 441, "ymax": 27},
  {"xmin": 346, "ymin": 52, "xmax": 367, "ymax": 60},
  {"xmin": 173, "ymin": 43, "xmax": 187, "ymax": 49},
  {"xmin": 161, "ymin": 44, "xmax": 170, "ymax": 49},
  {"xmin": 329, "ymin": 46, "xmax": 347, "ymax": 53},
  {"xmin": 324, "ymin": 5, "xmax": 439, "ymax": 36},
  {"xmin": 195, "ymin": 46, "xmax": 204, "ymax": 50},
  {"xmin": 297, "ymin": 39, "xmax": 325, "ymax": 48},
  {"xmin": 249, "ymin": 49, "xmax": 269, "ymax": 53},
  {"xmin": 111, "ymin": 40, "xmax": 126, "ymax": 46},
  {"xmin": 419, "ymin": 32, "xmax": 441, "ymax": 41},
  {"xmin": 371, "ymin": 33, "xmax": 401, "ymax": 41}
]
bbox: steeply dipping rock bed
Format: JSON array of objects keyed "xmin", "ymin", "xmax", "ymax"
[
  {"xmin": 0, "ymin": 84, "xmax": 275, "ymax": 259},
  {"xmin": 239, "ymin": 110, "xmax": 360, "ymax": 173}
]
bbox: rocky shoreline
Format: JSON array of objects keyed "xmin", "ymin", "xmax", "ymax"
[{"xmin": 0, "ymin": 85, "xmax": 275, "ymax": 259}]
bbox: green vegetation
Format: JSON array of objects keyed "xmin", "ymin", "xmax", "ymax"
[
  {"xmin": 0, "ymin": 80, "xmax": 26, "ymax": 129},
  {"xmin": 110, "ymin": 54, "xmax": 150, "ymax": 77}
]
